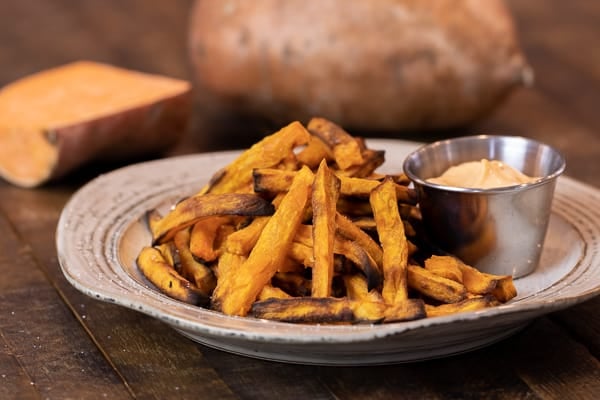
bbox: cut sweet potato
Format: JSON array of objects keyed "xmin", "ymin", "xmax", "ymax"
[{"xmin": 0, "ymin": 61, "xmax": 191, "ymax": 187}]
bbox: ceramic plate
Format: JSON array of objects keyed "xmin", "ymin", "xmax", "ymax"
[{"xmin": 56, "ymin": 139, "xmax": 600, "ymax": 365}]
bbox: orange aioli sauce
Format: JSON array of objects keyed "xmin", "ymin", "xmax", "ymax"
[{"xmin": 427, "ymin": 159, "xmax": 539, "ymax": 189}]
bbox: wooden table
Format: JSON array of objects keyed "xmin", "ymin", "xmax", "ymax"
[{"xmin": 1, "ymin": 1, "xmax": 599, "ymax": 399}]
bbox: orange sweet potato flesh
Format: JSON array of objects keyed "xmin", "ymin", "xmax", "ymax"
[
  {"xmin": 0, "ymin": 61, "xmax": 191, "ymax": 187},
  {"xmin": 189, "ymin": 0, "xmax": 531, "ymax": 133}
]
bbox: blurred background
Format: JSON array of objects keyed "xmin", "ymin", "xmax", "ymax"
[{"xmin": 0, "ymin": 0, "xmax": 597, "ymax": 185}]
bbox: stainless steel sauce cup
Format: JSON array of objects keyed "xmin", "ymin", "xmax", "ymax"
[{"xmin": 403, "ymin": 135, "xmax": 565, "ymax": 278}]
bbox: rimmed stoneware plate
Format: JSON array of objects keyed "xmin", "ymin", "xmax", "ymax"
[{"xmin": 56, "ymin": 139, "xmax": 600, "ymax": 366}]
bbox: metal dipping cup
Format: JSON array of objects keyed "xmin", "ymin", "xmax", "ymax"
[{"xmin": 403, "ymin": 135, "xmax": 565, "ymax": 278}]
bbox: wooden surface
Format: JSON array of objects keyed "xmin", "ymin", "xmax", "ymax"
[{"xmin": 1, "ymin": 1, "xmax": 599, "ymax": 399}]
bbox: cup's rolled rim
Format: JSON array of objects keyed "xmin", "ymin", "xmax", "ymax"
[{"xmin": 403, "ymin": 135, "xmax": 566, "ymax": 194}]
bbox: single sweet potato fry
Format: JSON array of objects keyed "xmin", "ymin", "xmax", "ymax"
[
  {"xmin": 491, "ymin": 276, "xmax": 517, "ymax": 303},
  {"xmin": 424, "ymin": 255, "xmax": 464, "ymax": 283},
  {"xmin": 407, "ymin": 265, "xmax": 468, "ymax": 304},
  {"xmin": 295, "ymin": 134, "xmax": 333, "ymax": 168},
  {"xmin": 152, "ymin": 193, "xmax": 274, "ymax": 244},
  {"xmin": 253, "ymin": 168, "xmax": 416, "ymax": 204},
  {"xmin": 258, "ymin": 284, "xmax": 293, "ymax": 301},
  {"xmin": 250, "ymin": 297, "xmax": 385, "ymax": 324},
  {"xmin": 200, "ymin": 120, "xmax": 311, "ymax": 194},
  {"xmin": 383, "ymin": 298, "xmax": 426, "ymax": 323},
  {"xmin": 343, "ymin": 274, "xmax": 384, "ymax": 304},
  {"xmin": 458, "ymin": 261, "xmax": 501, "ymax": 295},
  {"xmin": 370, "ymin": 178, "xmax": 409, "ymax": 304},
  {"xmin": 425, "ymin": 295, "xmax": 498, "ymax": 318},
  {"xmin": 136, "ymin": 246, "xmax": 206, "ymax": 305},
  {"xmin": 189, "ymin": 216, "xmax": 232, "ymax": 262},
  {"xmin": 338, "ymin": 149, "xmax": 385, "ymax": 179},
  {"xmin": 223, "ymin": 216, "xmax": 270, "ymax": 256},
  {"xmin": 307, "ymin": 117, "xmax": 364, "ymax": 170},
  {"xmin": 213, "ymin": 251, "xmax": 246, "ymax": 280},
  {"xmin": 311, "ymin": 160, "xmax": 340, "ymax": 297},
  {"xmin": 340, "ymin": 176, "xmax": 416, "ymax": 203}
]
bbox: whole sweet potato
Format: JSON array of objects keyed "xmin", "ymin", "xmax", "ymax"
[
  {"xmin": 188, "ymin": 0, "xmax": 531, "ymax": 133},
  {"xmin": 0, "ymin": 61, "xmax": 191, "ymax": 187}
]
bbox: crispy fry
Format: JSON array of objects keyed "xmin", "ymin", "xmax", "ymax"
[
  {"xmin": 311, "ymin": 160, "xmax": 340, "ymax": 297},
  {"xmin": 370, "ymin": 178, "xmax": 409, "ymax": 304},
  {"xmin": 189, "ymin": 216, "xmax": 231, "ymax": 262},
  {"xmin": 213, "ymin": 251, "xmax": 245, "ymax": 280},
  {"xmin": 491, "ymin": 276, "xmax": 517, "ymax": 302},
  {"xmin": 258, "ymin": 284, "xmax": 293, "ymax": 301},
  {"xmin": 253, "ymin": 168, "xmax": 415, "ymax": 204},
  {"xmin": 252, "ymin": 168, "xmax": 296, "ymax": 195},
  {"xmin": 291, "ymin": 224, "xmax": 313, "ymax": 246},
  {"xmin": 145, "ymin": 208, "xmax": 163, "ymax": 238},
  {"xmin": 278, "ymin": 151, "xmax": 300, "ymax": 171},
  {"xmin": 136, "ymin": 246, "xmax": 206, "ymax": 305},
  {"xmin": 336, "ymin": 212, "xmax": 383, "ymax": 267},
  {"xmin": 424, "ymin": 255, "xmax": 464, "ymax": 283},
  {"xmin": 307, "ymin": 117, "xmax": 364, "ymax": 170},
  {"xmin": 359, "ymin": 171, "xmax": 410, "ymax": 186},
  {"xmin": 384, "ymin": 298, "xmax": 426, "ymax": 323},
  {"xmin": 340, "ymin": 176, "xmax": 416, "ymax": 203},
  {"xmin": 155, "ymin": 242, "xmax": 176, "ymax": 268},
  {"xmin": 172, "ymin": 229, "xmax": 216, "ymax": 296},
  {"xmin": 349, "ymin": 219, "xmax": 418, "ymax": 248},
  {"xmin": 337, "ymin": 149, "xmax": 385, "ymax": 178},
  {"xmin": 201, "ymin": 120, "xmax": 311, "ymax": 194},
  {"xmin": 457, "ymin": 260, "xmax": 500, "ymax": 295},
  {"xmin": 344, "ymin": 274, "xmax": 384, "ymax": 303},
  {"xmin": 214, "ymin": 223, "xmax": 236, "ymax": 253},
  {"xmin": 295, "ymin": 134, "xmax": 333, "ymax": 169},
  {"xmin": 152, "ymin": 193, "xmax": 274, "ymax": 244},
  {"xmin": 250, "ymin": 297, "xmax": 385, "ymax": 324},
  {"xmin": 425, "ymin": 295, "xmax": 498, "ymax": 318},
  {"xmin": 211, "ymin": 166, "xmax": 314, "ymax": 316},
  {"xmin": 352, "ymin": 300, "xmax": 387, "ymax": 323},
  {"xmin": 288, "ymin": 241, "xmax": 314, "ymax": 267},
  {"xmin": 457, "ymin": 259, "xmax": 517, "ymax": 302},
  {"xmin": 224, "ymin": 216, "xmax": 270, "ymax": 256},
  {"xmin": 407, "ymin": 264, "xmax": 468, "ymax": 303}
]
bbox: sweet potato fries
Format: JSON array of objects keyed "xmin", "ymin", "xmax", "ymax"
[{"xmin": 136, "ymin": 117, "xmax": 517, "ymax": 324}]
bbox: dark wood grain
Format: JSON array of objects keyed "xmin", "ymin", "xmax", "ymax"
[
  {"xmin": 1, "ymin": 1, "xmax": 599, "ymax": 399},
  {"xmin": 0, "ymin": 205, "xmax": 131, "ymax": 399}
]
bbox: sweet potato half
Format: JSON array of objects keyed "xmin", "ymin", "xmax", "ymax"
[{"xmin": 0, "ymin": 61, "xmax": 191, "ymax": 187}]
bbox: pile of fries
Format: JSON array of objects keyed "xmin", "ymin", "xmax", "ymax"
[{"xmin": 137, "ymin": 118, "xmax": 516, "ymax": 324}]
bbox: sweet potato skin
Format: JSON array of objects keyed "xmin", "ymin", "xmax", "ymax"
[
  {"xmin": 0, "ymin": 61, "xmax": 191, "ymax": 187},
  {"xmin": 189, "ymin": 0, "xmax": 530, "ymax": 132},
  {"xmin": 45, "ymin": 91, "xmax": 191, "ymax": 185}
]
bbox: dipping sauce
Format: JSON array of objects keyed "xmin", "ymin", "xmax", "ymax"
[{"xmin": 427, "ymin": 159, "xmax": 539, "ymax": 189}]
